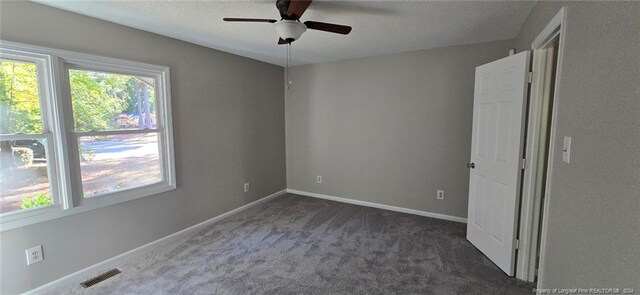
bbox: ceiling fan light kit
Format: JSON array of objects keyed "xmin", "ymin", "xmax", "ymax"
[{"xmin": 274, "ymin": 20, "xmax": 307, "ymax": 43}]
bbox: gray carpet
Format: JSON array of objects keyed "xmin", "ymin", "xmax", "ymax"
[{"xmin": 56, "ymin": 193, "xmax": 534, "ymax": 294}]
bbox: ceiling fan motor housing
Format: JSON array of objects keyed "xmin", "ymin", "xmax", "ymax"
[{"xmin": 274, "ymin": 20, "xmax": 307, "ymax": 42}]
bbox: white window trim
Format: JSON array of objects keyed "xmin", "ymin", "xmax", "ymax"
[{"xmin": 0, "ymin": 41, "xmax": 176, "ymax": 232}]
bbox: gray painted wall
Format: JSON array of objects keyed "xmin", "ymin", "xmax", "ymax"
[
  {"xmin": 0, "ymin": 2, "xmax": 285, "ymax": 293},
  {"xmin": 285, "ymin": 41, "xmax": 511, "ymax": 219},
  {"xmin": 514, "ymin": 1, "xmax": 640, "ymax": 289}
]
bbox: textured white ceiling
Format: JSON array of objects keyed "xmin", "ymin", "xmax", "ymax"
[{"xmin": 35, "ymin": 0, "xmax": 535, "ymax": 67}]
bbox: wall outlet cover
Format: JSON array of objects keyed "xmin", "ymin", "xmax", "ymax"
[
  {"xmin": 26, "ymin": 245, "xmax": 44, "ymax": 265},
  {"xmin": 243, "ymin": 183, "xmax": 250, "ymax": 193},
  {"xmin": 316, "ymin": 176, "xmax": 322, "ymax": 183},
  {"xmin": 437, "ymin": 190, "xmax": 445, "ymax": 200}
]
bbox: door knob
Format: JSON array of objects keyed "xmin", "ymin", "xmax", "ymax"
[{"xmin": 466, "ymin": 163, "xmax": 475, "ymax": 169}]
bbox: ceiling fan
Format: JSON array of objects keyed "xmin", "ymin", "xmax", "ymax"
[{"xmin": 223, "ymin": 0, "xmax": 352, "ymax": 45}]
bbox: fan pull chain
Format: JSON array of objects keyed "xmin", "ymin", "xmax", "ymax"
[{"xmin": 286, "ymin": 43, "xmax": 292, "ymax": 89}]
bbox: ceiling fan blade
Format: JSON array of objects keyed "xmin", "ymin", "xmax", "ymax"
[
  {"xmin": 223, "ymin": 18, "xmax": 277, "ymax": 23},
  {"xmin": 304, "ymin": 21, "xmax": 352, "ymax": 35},
  {"xmin": 278, "ymin": 38, "xmax": 289, "ymax": 45},
  {"xmin": 287, "ymin": 0, "xmax": 312, "ymax": 19}
]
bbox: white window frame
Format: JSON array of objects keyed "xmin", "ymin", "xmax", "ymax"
[{"xmin": 0, "ymin": 41, "xmax": 175, "ymax": 231}]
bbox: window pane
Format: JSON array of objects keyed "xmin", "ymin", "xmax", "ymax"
[
  {"xmin": 0, "ymin": 139, "xmax": 52, "ymax": 214},
  {"xmin": 69, "ymin": 69, "xmax": 157, "ymax": 132},
  {"xmin": 79, "ymin": 133, "xmax": 161, "ymax": 197},
  {"xmin": 0, "ymin": 59, "xmax": 43, "ymax": 134}
]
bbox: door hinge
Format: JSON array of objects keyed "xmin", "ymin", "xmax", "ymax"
[
  {"xmin": 527, "ymin": 71, "xmax": 534, "ymax": 83},
  {"xmin": 515, "ymin": 239, "xmax": 520, "ymax": 250},
  {"xmin": 521, "ymin": 158, "xmax": 526, "ymax": 170}
]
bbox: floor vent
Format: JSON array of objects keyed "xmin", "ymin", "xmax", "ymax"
[{"xmin": 80, "ymin": 268, "xmax": 121, "ymax": 288}]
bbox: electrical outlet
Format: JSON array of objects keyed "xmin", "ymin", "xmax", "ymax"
[
  {"xmin": 436, "ymin": 190, "xmax": 445, "ymax": 200},
  {"xmin": 243, "ymin": 183, "xmax": 250, "ymax": 193},
  {"xmin": 26, "ymin": 245, "xmax": 44, "ymax": 265},
  {"xmin": 316, "ymin": 175, "xmax": 322, "ymax": 183}
]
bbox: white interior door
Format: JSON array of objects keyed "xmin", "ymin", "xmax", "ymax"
[{"xmin": 466, "ymin": 51, "xmax": 530, "ymax": 276}]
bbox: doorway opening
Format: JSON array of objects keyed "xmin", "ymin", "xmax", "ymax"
[{"xmin": 515, "ymin": 7, "xmax": 566, "ymax": 283}]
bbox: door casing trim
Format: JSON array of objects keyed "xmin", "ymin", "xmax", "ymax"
[{"xmin": 516, "ymin": 6, "xmax": 567, "ymax": 284}]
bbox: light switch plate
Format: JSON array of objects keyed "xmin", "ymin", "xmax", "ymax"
[{"xmin": 563, "ymin": 136, "xmax": 572, "ymax": 163}]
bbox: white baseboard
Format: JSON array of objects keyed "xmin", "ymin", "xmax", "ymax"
[
  {"xmin": 25, "ymin": 189, "xmax": 287, "ymax": 295},
  {"xmin": 286, "ymin": 189, "xmax": 467, "ymax": 224}
]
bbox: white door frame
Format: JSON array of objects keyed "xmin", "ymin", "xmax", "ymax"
[{"xmin": 516, "ymin": 7, "xmax": 567, "ymax": 282}]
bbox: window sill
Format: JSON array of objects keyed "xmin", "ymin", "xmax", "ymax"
[{"xmin": 0, "ymin": 182, "xmax": 176, "ymax": 232}]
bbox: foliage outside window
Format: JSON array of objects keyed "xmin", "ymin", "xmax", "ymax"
[
  {"xmin": 68, "ymin": 69, "xmax": 156, "ymax": 132},
  {"xmin": 0, "ymin": 60, "xmax": 42, "ymax": 134}
]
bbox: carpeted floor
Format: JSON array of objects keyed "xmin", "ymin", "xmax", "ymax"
[{"xmin": 56, "ymin": 193, "xmax": 534, "ymax": 294}]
